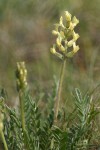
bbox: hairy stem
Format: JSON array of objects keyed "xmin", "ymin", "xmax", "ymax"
[
  {"xmin": 54, "ymin": 59, "xmax": 66, "ymax": 125},
  {"xmin": 19, "ymin": 90, "xmax": 29, "ymax": 150},
  {"xmin": 0, "ymin": 130, "xmax": 8, "ymax": 150},
  {"xmin": 19, "ymin": 90, "xmax": 25, "ymax": 131}
]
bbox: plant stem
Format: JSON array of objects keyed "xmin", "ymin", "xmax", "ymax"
[
  {"xmin": 19, "ymin": 90, "xmax": 30, "ymax": 150},
  {"xmin": 0, "ymin": 130, "xmax": 8, "ymax": 150},
  {"xmin": 19, "ymin": 90, "xmax": 25, "ymax": 131},
  {"xmin": 54, "ymin": 59, "xmax": 66, "ymax": 125}
]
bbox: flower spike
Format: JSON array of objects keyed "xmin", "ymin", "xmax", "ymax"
[{"xmin": 50, "ymin": 11, "xmax": 80, "ymax": 59}]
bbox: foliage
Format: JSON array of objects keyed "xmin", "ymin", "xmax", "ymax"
[
  {"xmin": 0, "ymin": 0, "xmax": 100, "ymax": 96},
  {"xmin": 0, "ymin": 82, "xmax": 99, "ymax": 149}
]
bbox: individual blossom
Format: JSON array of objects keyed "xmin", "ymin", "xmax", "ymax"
[
  {"xmin": 73, "ymin": 42, "xmax": 79, "ymax": 53},
  {"xmin": 65, "ymin": 11, "xmax": 72, "ymax": 22},
  {"xmin": 72, "ymin": 16, "xmax": 79, "ymax": 27}
]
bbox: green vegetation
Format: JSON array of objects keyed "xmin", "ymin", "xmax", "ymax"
[
  {"xmin": 0, "ymin": 60, "xmax": 99, "ymax": 149},
  {"xmin": 0, "ymin": 10, "xmax": 100, "ymax": 149},
  {"xmin": 0, "ymin": 61, "xmax": 99, "ymax": 149}
]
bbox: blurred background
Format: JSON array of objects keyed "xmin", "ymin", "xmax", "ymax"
[{"xmin": 0, "ymin": 0, "xmax": 100, "ymax": 106}]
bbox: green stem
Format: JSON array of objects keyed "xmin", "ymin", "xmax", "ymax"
[
  {"xmin": 19, "ymin": 90, "xmax": 29, "ymax": 150},
  {"xmin": 19, "ymin": 90, "xmax": 25, "ymax": 131},
  {"xmin": 54, "ymin": 59, "xmax": 66, "ymax": 125},
  {"xmin": 0, "ymin": 130, "xmax": 8, "ymax": 150}
]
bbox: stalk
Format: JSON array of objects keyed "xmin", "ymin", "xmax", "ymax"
[
  {"xmin": 19, "ymin": 90, "xmax": 25, "ymax": 131},
  {"xmin": 54, "ymin": 59, "xmax": 66, "ymax": 125},
  {"xmin": 0, "ymin": 130, "xmax": 8, "ymax": 150},
  {"xmin": 19, "ymin": 90, "xmax": 29, "ymax": 150}
]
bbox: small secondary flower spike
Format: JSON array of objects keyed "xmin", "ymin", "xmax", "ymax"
[
  {"xmin": 50, "ymin": 11, "xmax": 79, "ymax": 59},
  {"xmin": 16, "ymin": 62, "xmax": 27, "ymax": 91},
  {"xmin": 15, "ymin": 62, "xmax": 29, "ymax": 149}
]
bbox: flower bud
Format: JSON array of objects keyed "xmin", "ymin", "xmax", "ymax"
[
  {"xmin": 50, "ymin": 47, "xmax": 56, "ymax": 54},
  {"xmin": 56, "ymin": 37, "xmax": 61, "ymax": 46},
  {"xmin": 52, "ymin": 30, "xmax": 59, "ymax": 35},
  {"xmin": 73, "ymin": 31, "xmax": 80, "ymax": 41},
  {"xmin": 59, "ymin": 31, "xmax": 65, "ymax": 39},
  {"xmin": 60, "ymin": 45, "xmax": 65, "ymax": 52},
  {"xmin": 73, "ymin": 42, "xmax": 79, "ymax": 53},
  {"xmin": 67, "ymin": 40, "xmax": 74, "ymax": 47},
  {"xmin": 65, "ymin": 11, "xmax": 71, "ymax": 22},
  {"xmin": 68, "ymin": 22, "xmax": 75, "ymax": 31},
  {"xmin": 72, "ymin": 16, "xmax": 79, "ymax": 27},
  {"xmin": 59, "ymin": 16, "xmax": 63, "ymax": 26}
]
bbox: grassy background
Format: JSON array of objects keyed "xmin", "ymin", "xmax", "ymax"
[{"xmin": 0, "ymin": 0, "xmax": 100, "ymax": 109}]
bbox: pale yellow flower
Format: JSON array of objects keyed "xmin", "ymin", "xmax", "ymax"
[
  {"xmin": 52, "ymin": 30, "xmax": 59, "ymax": 35},
  {"xmin": 56, "ymin": 37, "xmax": 61, "ymax": 46},
  {"xmin": 73, "ymin": 42, "xmax": 79, "ymax": 53},
  {"xmin": 72, "ymin": 16, "xmax": 79, "ymax": 27},
  {"xmin": 50, "ymin": 47, "xmax": 56, "ymax": 54},
  {"xmin": 73, "ymin": 31, "xmax": 80, "ymax": 41},
  {"xmin": 59, "ymin": 16, "xmax": 63, "ymax": 27},
  {"xmin": 68, "ymin": 22, "xmax": 75, "ymax": 31},
  {"xmin": 65, "ymin": 11, "xmax": 72, "ymax": 22},
  {"xmin": 60, "ymin": 45, "xmax": 65, "ymax": 52},
  {"xmin": 67, "ymin": 40, "xmax": 74, "ymax": 47}
]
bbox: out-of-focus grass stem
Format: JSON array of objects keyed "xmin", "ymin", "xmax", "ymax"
[{"xmin": 0, "ymin": 130, "xmax": 8, "ymax": 150}]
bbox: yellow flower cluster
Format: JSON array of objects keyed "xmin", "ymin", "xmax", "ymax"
[
  {"xmin": 50, "ymin": 11, "xmax": 79, "ymax": 59},
  {"xmin": 16, "ymin": 62, "xmax": 27, "ymax": 91}
]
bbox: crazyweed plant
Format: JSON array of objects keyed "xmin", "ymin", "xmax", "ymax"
[
  {"xmin": 50, "ymin": 11, "xmax": 79, "ymax": 124},
  {"xmin": 0, "ymin": 11, "xmax": 99, "ymax": 150}
]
